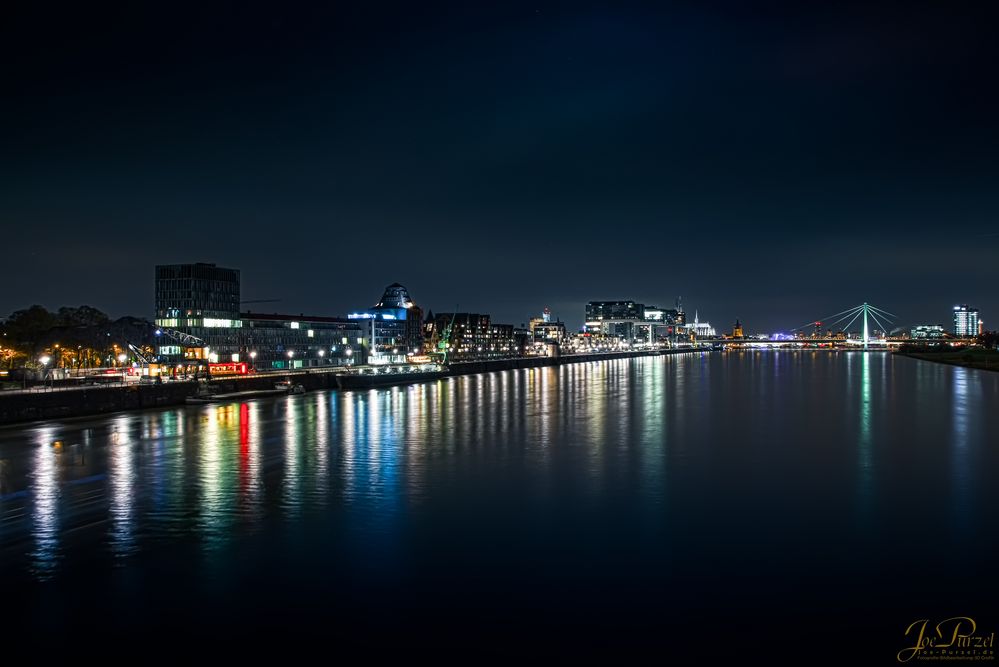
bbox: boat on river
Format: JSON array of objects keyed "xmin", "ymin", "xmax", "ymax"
[{"xmin": 275, "ymin": 380, "xmax": 306, "ymax": 394}]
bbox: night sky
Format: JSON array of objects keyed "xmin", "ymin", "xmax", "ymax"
[{"xmin": 2, "ymin": 2, "xmax": 997, "ymax": 333}]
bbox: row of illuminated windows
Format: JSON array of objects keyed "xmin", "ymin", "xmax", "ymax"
[{"xmin": 155, "ymin": 318, "xmax": 242, "ymax": 328}]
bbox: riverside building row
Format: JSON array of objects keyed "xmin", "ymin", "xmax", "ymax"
[
  {"xmin": 153, "ymin": 263, "xmax": 523, "ymax": 368},
  {"xmin": 153, "ymin": 263, "xmax": 708, "ymax": 369}
]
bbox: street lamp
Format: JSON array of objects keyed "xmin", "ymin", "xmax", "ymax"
[
  {"xmin": 249, "ymin": 351, "xmax": 257, "ymax": 371},
  {"xmin": 117, "ymin": 353, "xmax": 128, "ymax": 384},
  {"xmin": 318, "ymin": 349, "xmax": 325, "ymax": 365},
  {"xmin": 287, "ymin": 350, "xmax": 294, "ymax": 370},
  {"xmin": 39, "ymin": 355, "xmax": 51, "ymax": 389}
]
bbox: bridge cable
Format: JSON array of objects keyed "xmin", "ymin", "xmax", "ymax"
[
  {"xmin": 823, "ymin": 306, "xmax": 865, "ymax": 331},
  {"xmin": 867, "ymin": 309, "xmax": 893, "ymax": 335},
  {"xmin": 867, "ymin": 304, "xmax": 898, "ymax": 319},
  {"xmin": 791, "ymin": 305, "xmax": 865, "ymax": 332}
]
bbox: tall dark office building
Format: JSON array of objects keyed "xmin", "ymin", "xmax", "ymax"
[
  {"xmin": 585, "ymin": 301, "xmax": 645, "ymax": 322},
  {"xmin": 154, "ymin": 263, "xmax": 242, "ymax": 360},
  {"xmin": 155, "ymin": 263, "xmax": 240, "ymax": 320}
]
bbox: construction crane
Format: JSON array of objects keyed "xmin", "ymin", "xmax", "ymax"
[
  {"xmin": 153, "ymin": 327, "xmax": 206, "ymax": 348},
  {"xmin": 126, "ymin": 341, "xmax": 153, "ymax": 365},
  {"xmin": 436, "ymin": 309, "xmax": 458, "ymax": 365}
]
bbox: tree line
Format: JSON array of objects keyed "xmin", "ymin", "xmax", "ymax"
[{"xmin": 1, "ymin": 305, "xmax": 157, "ymax": 369}]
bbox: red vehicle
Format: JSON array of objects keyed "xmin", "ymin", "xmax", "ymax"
[{"xmin": 208, "ymin": 362, "xmax": 249, "ymax": 376}]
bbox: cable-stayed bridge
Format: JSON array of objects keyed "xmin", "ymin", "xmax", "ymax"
[{"xmin": 712, "ymin": 303, "xmax": 975, "ymax": 349}]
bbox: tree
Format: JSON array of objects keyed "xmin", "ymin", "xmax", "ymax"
[
  {"xmin": 56, "ymin": 305, "xmax": 110, "ymax": 328},
  {"xmin": 3, "ymin": 305, "xmax": 58, "ymax": 355},
  {"xmin": 3, "ymin": 305, "xmax": 116, "ymax": 367}
]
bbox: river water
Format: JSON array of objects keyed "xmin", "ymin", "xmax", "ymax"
[{"xmin": 2, "ymin": 352, "xmax": 997, "ymax": 659}]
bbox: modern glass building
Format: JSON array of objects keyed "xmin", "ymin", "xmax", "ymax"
[
  {"xmin": 585, "ymin": 301, "xmax": 644, "ymax": 322},
  {"xmin": 348, "ymin": 283, "xmax": 424, "ymax": 364},
  {"xmin": 584, "ymin": 300, "xmax": 680, "ymax": 342},
  {"xmin": 154, "ymin": 263, "xmax": 242, "ymax": 360},
  {"xmin": 241, "ymin": 313, "xmax": 364, "ymax": 369},
  {"xmin": 155, "ymin": 263, "xmax": 240, "ymax": 320},
  {"xmin": 953, "ymin": 305, "xmax": 980, "ymax": 337}
]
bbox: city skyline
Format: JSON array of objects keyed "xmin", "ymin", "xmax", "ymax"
[
  {"xmin": 1, "ymin": 263, "xmax": 986, "ymax": 336},
  {"xmin": 2, "ymin": 3, "xmax": 998, "ymax": 332}
]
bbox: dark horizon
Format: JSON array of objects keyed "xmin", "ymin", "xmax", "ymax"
[{"xmin": 3, "ymin": 2, "xmax": 997, "ymax": 333}]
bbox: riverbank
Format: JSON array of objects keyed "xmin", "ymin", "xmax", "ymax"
[
  {"xmin": 895, "ymin": 348, "xmax": 999, "ymax": 372},
  {"xmin": 0, "ymin": 348, "xmax": 704, "ymax": 425}
]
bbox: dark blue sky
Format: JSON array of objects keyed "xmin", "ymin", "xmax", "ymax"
[{"xmin": 2, "ymin": 2, "xmax": 997, "ymax": 333}]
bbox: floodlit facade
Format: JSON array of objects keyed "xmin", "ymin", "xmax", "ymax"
[
  {"xmin": 349, "ymin": 283, "xmax": 424, "ymax": 364},
  {"xmin": 910, "ymin": 324, "xmax": 946, "ymax": 339},
  {"xmin": 584, "ymin": 300, "xmax": 683, "ymax": 343},
  {"xmin": 241, "ymin": 313, "xmax": 364, "ymax": 369},
  {"xmin": 953, "ymin": 305, "xmax": 979, "ymax": 337}
]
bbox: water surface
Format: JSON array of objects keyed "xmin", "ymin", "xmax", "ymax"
[{"xmin": 2, "ymin": 352, "xmax": 996, "ymax": 658}]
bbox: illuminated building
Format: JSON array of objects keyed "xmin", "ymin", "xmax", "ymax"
[
  {"xmin": 677, "ymin": 311, "xmax": 716, "ymax": 338},
  {"xmin": 731, "ymin": 319, "xmax": 744, "ymax": 338},
  {"xmin": 241, "ymin": 313, "xmax": 364, "ymax": 369},
  {"xmin": 584, "ymin": 301, "xmax": 644, "ymax": 339},
  {"xmin": 953, "ymin": 305, "xmax": 979, "ymax": 337},
  {"xmin": 585, "ymin": 300, "xmax": 681, "ymax": 343},
  {"xmin": 532, "ymin": 320, "xmax": 567, "ymax": 344},
  {"xmin": 348, "ymin": 283, "xmax": 424, "ymax": 364},
  {"xmin": 910, "ymin": 324, "xmax": 945, "ymax": 339},
  {"xmin": 424, "ymin": 313, "xmax": 516, "ymax": 361},
  {"xmin": 154, "ymin": 263, "xmax": 242, "ymax": 360},
  {"xmin": 586, "ymin": 301, "xmax": 644, "ymax": 323},
  {"xmin": 529, "ymin": 307, "xmax": 564, "ymax": 343}
]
